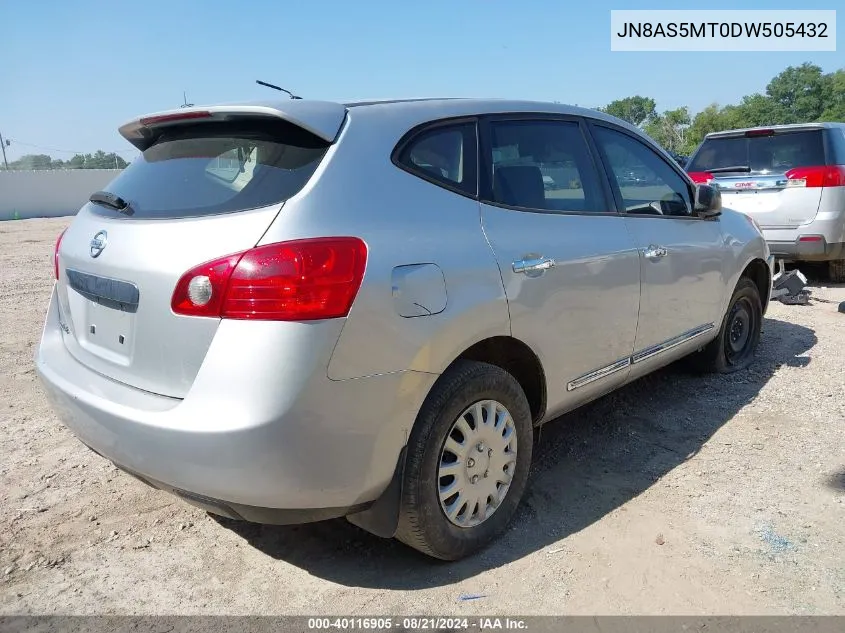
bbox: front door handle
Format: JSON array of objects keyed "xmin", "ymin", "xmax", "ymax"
[
  {"xmin": 513, "ymin": 257, "xmax": 556, "ymax": 274},
  {"xmin": 643, "ymin": 244, "xmax": 668, "ymax": 259}
]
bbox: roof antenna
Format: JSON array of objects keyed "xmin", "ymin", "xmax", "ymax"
[
  {"xmin": 256, "ymin": 80, "xmax": 302, "ymax": 99},
  {"xmin": 180, "ymin": 91, "xmax": 194, "ymax": 108}
]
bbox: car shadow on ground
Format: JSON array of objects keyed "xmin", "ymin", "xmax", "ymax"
[
  {"xmin": 213, "ymin": 316, "xmax": 816, "ymax": 589},
  {"xmin": 825, "ymin": 471, "xmax": 845, "ymax": 492}
]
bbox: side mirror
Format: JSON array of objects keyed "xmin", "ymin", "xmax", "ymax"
[{"xmin": 694, "ymin": 184, "xmax": 722, "ymax": 219}]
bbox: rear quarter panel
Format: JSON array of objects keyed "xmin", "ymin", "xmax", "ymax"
[
  {"xmin": 257, "ymin": 108, "xmax": 511, "ymax": 380},
  {"xmin": 816, "ymin": 186, "xmax": 845, "ymax": 243}
]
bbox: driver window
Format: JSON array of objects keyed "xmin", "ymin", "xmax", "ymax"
[{"xmin": 593, "ymin": 126, "xmax": 692, "ymax": 217}]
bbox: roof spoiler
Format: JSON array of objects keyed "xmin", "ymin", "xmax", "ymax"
[
  {"xmin": 706, "ymin": 123, "xmax": 825, "ymax": 139},
  {"xmin": 118, "ymin": 101, "xmax": 347, "ymax": 151}
]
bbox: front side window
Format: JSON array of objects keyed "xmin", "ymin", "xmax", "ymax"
[
  {"xmin": 487, "ymin": 119, "xmax": 605, "ymax": 213},
  {"xmin": 397, "ymin": 123, "xmax": 477, "ymax": 195},
  {"xmin": 593, "ymin": 126, "xmax": 692, "ymax": 217}
]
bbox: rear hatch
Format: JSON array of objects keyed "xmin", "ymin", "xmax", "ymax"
[
  {"xmin": 54, "ymin": 104, "xmax": 345, "ymax": 398},
  {"xmin": 686, "ymin": 127, "xmax": 829, "ymax": 229}
]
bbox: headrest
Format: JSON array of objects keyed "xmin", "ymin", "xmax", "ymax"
[{"xmin": 493, "ymin": 165, "xmax": 545, "ymax": 209}]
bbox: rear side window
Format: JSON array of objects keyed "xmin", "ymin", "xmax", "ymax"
[
  {"xmin": 91, "ymin": 119, "xmax": 330, "ymax": 219},
  {"xmin": 486, "ymin": 119, "xmax": 605, "ymax": 213},
  {"xmin": 687, "ymin": 130, "xmax": 827, "ymax": 176},
  {"xmin": 396, "ymin": 122, "xmax": 478, "ymax": 195}
]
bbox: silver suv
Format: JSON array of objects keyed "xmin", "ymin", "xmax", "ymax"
[
  {"xmin": 37, "ymin": 98, "xmax": 771, "ymax": 560},
  {"xmin": 686, "ymin": 123, "xmax": 845, "ymax": 281}
]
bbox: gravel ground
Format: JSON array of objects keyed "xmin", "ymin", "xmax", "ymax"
[{"xmin": 1, "ymin": 217, "xmax": 844, "ymax": 616}]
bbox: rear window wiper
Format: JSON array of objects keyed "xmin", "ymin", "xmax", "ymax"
[
  {"xmin": 89, "ymin": 191, "xmax": 135, "ymax": 215},
  {"xmin": 706, "ymin": 165, "xmax": 751, "ymax": 174}
]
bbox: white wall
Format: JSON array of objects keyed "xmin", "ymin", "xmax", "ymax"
[{"xmin": 0, "ymin": 170, "xmax": 122, "ymax": 220}]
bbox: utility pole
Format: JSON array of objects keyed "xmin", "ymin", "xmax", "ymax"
[{"xmin": 0, "ymin": 131, "xmax": 9, "ymax": 170}]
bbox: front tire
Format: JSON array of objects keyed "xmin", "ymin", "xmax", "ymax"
[
  {"xmin": 395, "ymin": 361, "xmax": 533, "ymax": 560},
  {"xmin": 687, "ymin": 277, "xmax": 762, "ymax": 374}
]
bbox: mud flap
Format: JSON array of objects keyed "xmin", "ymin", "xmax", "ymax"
[{"xmin": 345, "ymin": 447, "xmax": 407, "ymax": 538}]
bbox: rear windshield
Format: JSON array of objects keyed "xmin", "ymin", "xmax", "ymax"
[
  {"xmin": 91, "ymin": 119, "xmax": 330, "ymax": 219},
  {"xmin": 687, "ymin": 130, "xmax": 826, "ymax": 176}
]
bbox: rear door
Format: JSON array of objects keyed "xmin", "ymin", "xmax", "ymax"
[
  {"xmin": 686, "ymin": 127, "xmax": 828, "ymax": 229},
  {"xmin": 55, "ymin": 113, "xmax": 337, "ymax": 398},
  {"xmin": 478, "ymin": 115, "xmax": 641, "ymax": 418},
  {"xmin": 589, "ymin": 122, "xmax": 726, "ymax": 370}
]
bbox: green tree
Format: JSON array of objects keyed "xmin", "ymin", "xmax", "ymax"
[
  {"xmin": 765, "ymin": 62, "xmax": 830, "ymax": 123},
  {"xmin": 597, "ymin": 63, "xmax": 844, "ymax": 155},
  {"xmin": 732, "ymin": 93, "xmax": 788, "ymax": 127},
  {"xmin": 91, "ymin": 150, "xmax": 110, "ymax": 168},
  {"xmin": 643, "ymin": 107, "xmax": 691, "ymax": 153},
  {"xmin": 9, "ymin": 154, "xmax": 53, "ymax": 170},
  {"xmin": 64, "ymin": 152, "xmax": 127, "ymax": 169},
  {"xmin": 600, "ymin": 96, "xmax": 657, "ymax": 127},
  {"xmin": 67, "ymin": 154, "xmax": 86, "ymax": 169},
  {"xmin": 6, "ymin": 151, "xmax": 127, "ymax": 170},
  {"xmin": 685, "ymin": 104, "xmax": 730, "ymax": 154},
  {"xmin": 819, "ymin": 69, "xmax": 845, "ymax": 122}
]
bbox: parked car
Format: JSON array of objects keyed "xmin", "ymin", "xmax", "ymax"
[
  {"xmin": 686, "ymin": 123, "xmax": 845, "ymax": 282},
  {"xmin": 37, "ymin": 98, "xmax": 773, "ymax": 561}
]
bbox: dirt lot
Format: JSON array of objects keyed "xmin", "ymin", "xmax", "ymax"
[{"xmin": 1, "ymin": 217, "xmax": 844, "ymax": 615}]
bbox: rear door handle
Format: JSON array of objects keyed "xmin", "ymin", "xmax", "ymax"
[
  {"xmin": 643, "ymin": 245, "xmax": 668, "ymax": 259},
  {"xmin": 513, "ymin": 257, "xmax": 556, "ymax": 274}
]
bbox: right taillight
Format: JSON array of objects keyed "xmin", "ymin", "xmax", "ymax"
[
  {"xmin": 688, "ymin": 171, "xmax": 715, "ymax": 184},
  {"xmin": 171, "ymin": 237, "xmax": 368, "ymax": 321},
  {"xmin": 54, "ymin": 228, "xmax": 68, "ymax": 280},
  {"xmin": 785, "ymin": 165, "xmax": 845, "ymax": 188}
]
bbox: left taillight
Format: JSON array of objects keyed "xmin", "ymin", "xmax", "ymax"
[
  {"xmin": 54, "ymin": 228, "xmax": 68, "ymax": 280},
  {"xmin": 171, "ymin": 237, "xmax": 368, "ymax": 321}
]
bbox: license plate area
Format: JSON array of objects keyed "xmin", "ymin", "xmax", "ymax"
[
  {"xmin": 65, "ymin": 269, "xmax": 139, "ymax": 365},
  {"xmin": 721, "ymin": 191, "xmax": 780, "ymax": 214}
]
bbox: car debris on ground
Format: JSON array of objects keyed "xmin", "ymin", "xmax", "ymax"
[{"xmin": 771, "ymin": 260, "xmax": 810, "ymax": 305}]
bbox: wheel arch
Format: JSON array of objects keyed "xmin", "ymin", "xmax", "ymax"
[
  {"xmin": 345, "ymin": 335, "xmax": 547, "ymax": 539},
  {"xmin": 445, "ymin": 336, "xmax": 547, "ymax": 425},
  {"xmin": 740, "ymin": 257, "xmax": 772, "ymax": 314}
]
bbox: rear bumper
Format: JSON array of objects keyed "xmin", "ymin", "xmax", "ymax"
[
  {"xmin": 36, "ymin": 288, "xmax": 436, "ymax": 518},
  {"xmin": 765, "ymin": 236, "xmax": 845, "ymax": 261},
  {"xmin": 762, "ymin": 213, "xmax": 845, "ymax": 262},
  {"xmin": 94, "ymin": 451, "xmax": 369, "ymax": 524}
]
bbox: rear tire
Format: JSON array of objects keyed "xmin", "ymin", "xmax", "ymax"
[
  {"xmin": 829, "ymin": 260, "xmax": 845, "ymax": 284},
  {"xmin": 686, "ymin": 277, "xmax": 762, "ymax": 374},
  {"xmin": 395, "ymin": 360, "xmax": 533, "ymax": 560}
]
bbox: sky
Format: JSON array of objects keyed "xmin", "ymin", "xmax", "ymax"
[{"xmin": 1, "ymin": 0, "xmax": 842, "ymax": 162}]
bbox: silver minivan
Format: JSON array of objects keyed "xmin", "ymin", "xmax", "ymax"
[
  {"xmin": 687, "ymin": 123, "xmax": 845, "ymax": 281},
  {"xmin": 37, "ymin": 98, "xmax": 771, "ymax": 560}
]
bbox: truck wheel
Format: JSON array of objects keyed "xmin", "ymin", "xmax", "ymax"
[
  {"xmin": 687, "ymin": 277, "xmax": 762, "ymax": 374},
  {"xmin": 395, "ymin": 361, "xmax": 533, "ymax": 560},
  {"xmin": 829, "ymin": 260, "xmax": 845, "ymax": 284}
]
